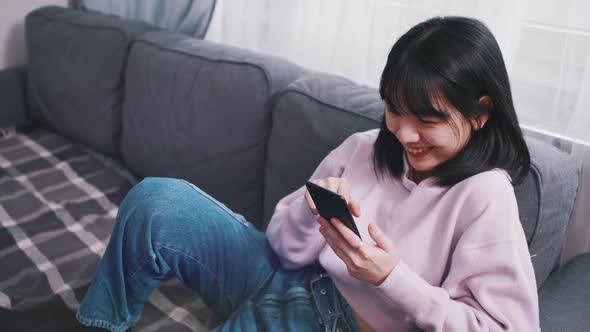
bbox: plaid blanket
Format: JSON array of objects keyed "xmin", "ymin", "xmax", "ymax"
[{"xmin": 0, "ymin": 127, "xmax": 217, "ymax": 331}]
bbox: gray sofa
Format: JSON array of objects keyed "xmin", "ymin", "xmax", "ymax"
[{"xmin": 0, "ymin": 6, "xmax": 588, "ymax": 332}]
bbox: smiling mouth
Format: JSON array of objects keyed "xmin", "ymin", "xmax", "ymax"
[
  {"xmin": 406, "ymin": 146, "xmax": 433, "ymax": 158},
  {"xmin": 406, "ymin": 147, "xmax": 432, "ymax": 154}
]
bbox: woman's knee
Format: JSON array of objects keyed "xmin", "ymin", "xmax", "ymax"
[
  {"xmin": 116, "ymin": 177, "xmax": 189, "ymax": 228},
  {"xmin": 118, "ymin": 177, "xmax": 231, "ymax": 228},
  {"xmin": 117, "ymin": 177, "xmax": 248, "ymax": 240},
  {"xmin": 121, "ymin": 177, "xmax": 188, "ymax": 212}
]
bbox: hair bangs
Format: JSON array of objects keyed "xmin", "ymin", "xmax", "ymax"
[{"xmin": 383, "ymin": 57, "xmax": 451, "ymax": 122}]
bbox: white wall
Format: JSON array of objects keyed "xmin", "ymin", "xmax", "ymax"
[
  {"xmin": 207, "ymin": 0, "xmax": 590, "ymax": 143},
  {"xmin": 0, "ymin": 1, "xmax": 68, "ymax": 69}
]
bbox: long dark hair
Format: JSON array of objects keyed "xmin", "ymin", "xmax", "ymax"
[{"xmin": 374, "ymin": 16, "xmax": 530, "ymax": 186}]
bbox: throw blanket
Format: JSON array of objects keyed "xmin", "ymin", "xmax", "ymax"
[{"xmin": 0, "ymin": 127, "xmax": 217, "ymax": 331}]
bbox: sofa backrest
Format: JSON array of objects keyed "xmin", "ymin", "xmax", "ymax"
[
  {"xmin": 121, "ymin": 31, "xmax": 307, "ymax": 226},
  {"xmin": 25, "ymin": 6, "xmax": 157, "ymax": 157},
  {"xmin": 263, "ymin": 72, "xmax": 581, "ymax": 288},
  {"xmin": 514, "ymin": 137, "xmax": 580, "ymax": 287},
  {"xmin": 263, "ymin": 73, "xmax": 383, "ymax": 225}
]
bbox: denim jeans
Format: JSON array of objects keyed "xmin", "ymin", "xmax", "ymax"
[{"xmin": 76, "ymin": 177, "xmax": 361, "ymax": 332}]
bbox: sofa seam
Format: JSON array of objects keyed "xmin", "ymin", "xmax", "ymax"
[
  {"xmin": 130, "ymin": 38, "xmax": 275, "ymax": 103},
  {"xmin": 272, "ymin": 87, "xmax": 382, "ymax": 123},
  {"xmin": 527, "ymin": 162, "xmax": 543, "ymax": 248}
]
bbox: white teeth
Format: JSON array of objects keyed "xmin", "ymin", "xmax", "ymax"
[{"xmin": 407, "ymin": 147, "xmax": 432, "ymax": 154}]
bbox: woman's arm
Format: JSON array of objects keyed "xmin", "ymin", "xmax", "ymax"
[
  {"xmin": 265, "ymin": 134, "xmax": 359, "ymax": 269},
  {"xmin": 375, "ymin": 171, "xmax": 540, "ymax": 331},
  {"xmin": 319, "ymin": 169, "xmax": 540, "ymax": 330},
  {"xmin": 377, "ymin": 243, "xmax": 539, "ymax": 331}
]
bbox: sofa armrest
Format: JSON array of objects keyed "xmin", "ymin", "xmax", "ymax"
[
  {"xmin": 539, "ymin": 252, "xmax": 590, "ymax": 331},
  {"xmin": 0, "ymin": 65, "xmax": 29, "ymax": 129}
]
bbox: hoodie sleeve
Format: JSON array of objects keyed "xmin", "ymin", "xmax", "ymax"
[
  {"xmin": 265, "ymin": 134, "xmax": 360, "ymax": 270},
  {"xmin": 374, "ymin": 170, "xmax": 540, "ymax": 331}
]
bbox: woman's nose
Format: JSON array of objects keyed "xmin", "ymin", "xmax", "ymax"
[{"xmin": 396, "ymin": 120, "xmax": 420, "ymax": 143}]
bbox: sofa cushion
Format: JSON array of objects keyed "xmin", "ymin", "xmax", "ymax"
[
  {"xmin": 121, "ymin": 31, "xmax": 306, "ymax": 228},
  {"xmin": 263, "ymin": 73, "xmax": 382, "ymax": 227},
  {"xmin": 263, "ymin": 72, "xmax": 580, "ymax": 289},
  {"xmin": 25, "ymin": 6, "xmax": 157, "ymax": 157},
  {"xmin": 538, "ymin": 252, "xmax": 590, "ymax": 331},
  {"xmin": 0, "ymin": 66, "xmax": 29, "ymax": 129},
  {"xmin": 514, "ymin": 137, "xmax": 580, "ymax": 288}
]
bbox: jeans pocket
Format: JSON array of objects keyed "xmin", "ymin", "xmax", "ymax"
[
  {"xmin": 256, "ymin": 287, "xmax": 319, "ymax": 331},
  {"xmin": 257, "ymin": 293, "xmax": 283, "ymax": 319}
]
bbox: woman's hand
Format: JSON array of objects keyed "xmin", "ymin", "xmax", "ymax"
[
  {"xmin": 318, "ymin": 216, "xmax": 400, "ymax": 286},
  {"xmin": 304, "ymin": 177, "xmax": 361, "ymax": 217}
]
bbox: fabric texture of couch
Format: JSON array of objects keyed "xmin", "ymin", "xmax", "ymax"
[{"xmin": 0, "ymin": 5, "xmax": 587, "ymax": 332}]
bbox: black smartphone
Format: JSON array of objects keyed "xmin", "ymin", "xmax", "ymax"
[{"xmin": 305, "ymin": 181, "xmax": 361, "ymax": 239}]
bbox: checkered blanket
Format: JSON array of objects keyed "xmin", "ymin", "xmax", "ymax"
[{"xmin": 0, "ymin": 127, "xmax": 217, "ymax": 331}]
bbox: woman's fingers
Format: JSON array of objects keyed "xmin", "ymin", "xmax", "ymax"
[
  {"xmin": 305, "ymin": 178, "xmax": 336, "ymax": 215},
  {"xmin": 325, "ymin": 177, "xmax": 340, "ymax": 192},
  {"xmin": 349, "ymin": 201, "xmax": 361, "ymax": 217},
  {"xmin": 336, "ymin": 178, "xmax": 351, "ymax": 201},
  {"xmin": 318, "ymin": 217, "xmax": 399, "ymax": 286},
  {"xmin": 334, "ymin": 178, "xmax": 362, "ymax": 217},
  {"xmin": 317, "ymin": 216, "xmax": 362, "ymax": 253},
  {"xmin": 318, "ymin": 217, "xmax": 356, "ymax": 268},
  {"xmin": 335, "ymin": 178, "xmax": 362, "ymax": 217},
  {"xmin": 319, "ymin": 222, "xmax": 353, "ymax": 264},
  {"xmin": 369, "ymin": 223, "xmax": 395, "ymax": 254},
  {"xmin": 305, "ymin": 177, "xmax": 361, "ymax": 217},
  {"xmin": 304, "ymin": 188, "xmax": 318, "ymax": 215},
  {"xmin": 330, "ymin": 217, "xmax": 362, "ymax": 250}
]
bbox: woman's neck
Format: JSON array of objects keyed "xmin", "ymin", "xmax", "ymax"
[{"xmin": 411, "ymin": 168, "xmax": 431, "ymax": 184}]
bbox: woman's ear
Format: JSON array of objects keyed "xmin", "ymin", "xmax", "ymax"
[{"xmin": 471, "ymin": 95, "xmax": 492, "ymax": 130}]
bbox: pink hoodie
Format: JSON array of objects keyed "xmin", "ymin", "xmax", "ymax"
[{"xmin": 266, "ymin": 129, "xmax": 540, "ymax": 331}]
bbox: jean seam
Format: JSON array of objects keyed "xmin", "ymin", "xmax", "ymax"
[
  {"xmin": 156, "ymin": 244, "xmax": 237, "ymax": 308},
  {"xmin": 76, "ymin": 310, "xmax": 134, "ymax": 332},
  {"xmin": 127, "ymin": 252, "xmax": 157, "ymax": 281},
  {"xmin": 179, "ymin": 179, "xmax": 249, "ymax": 227},
  {"xmin": 178, "ymin": 179, "xmax": 273, "ymax": 266},
  {"xmin": 176, "ymin": 180, "xmax": 273, "ymax": 290}
]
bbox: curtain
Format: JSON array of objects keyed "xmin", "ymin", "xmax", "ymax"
[
  {"xmin": 73, "ymin": 0, "xmax": 217, "ymax": 38},
  {"xmin": 206, "ymin": 0, "xmax": 590, "ymax": 264}
]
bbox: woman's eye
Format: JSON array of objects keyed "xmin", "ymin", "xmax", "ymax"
[{"xmin": 421, "ymin": 119, "xmax": 438, "ymax": 125}]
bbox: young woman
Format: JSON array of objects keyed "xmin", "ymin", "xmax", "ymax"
[{"xmin": 77, "ymin": 16, "xmax": 540, "ymax": 331}]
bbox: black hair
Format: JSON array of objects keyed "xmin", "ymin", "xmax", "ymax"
[{"xmin": 374, "ymin": 16, "xmax": 530, "ymax": 186}]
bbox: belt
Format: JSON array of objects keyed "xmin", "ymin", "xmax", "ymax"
[{"xmin": 309, "ymin": 272, "xmax": 359, "ymax": 332}]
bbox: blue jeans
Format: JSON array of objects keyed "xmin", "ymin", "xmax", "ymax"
[{"xmin": 76, "ymin": 177, "xmax": 361, "ymax": 332}]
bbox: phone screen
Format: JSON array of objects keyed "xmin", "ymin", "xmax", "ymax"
[{"xmin": 305, "ymin": 181, "xmax": 361, "ymax": 239}]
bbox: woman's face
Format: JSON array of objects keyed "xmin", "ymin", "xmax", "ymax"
[{"xmin": 384, "ymin": 102, "xmax": 476, "ymax": 182}]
